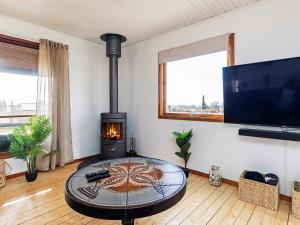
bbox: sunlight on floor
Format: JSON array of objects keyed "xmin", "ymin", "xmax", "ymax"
[{"xmin": 2, "ymin": 188, "xmax": 52, "ymax": 207}]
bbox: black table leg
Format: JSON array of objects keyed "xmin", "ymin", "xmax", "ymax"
[{"xmin": 122, "ymin": 219, "xmax": 134, "ymax": 225}]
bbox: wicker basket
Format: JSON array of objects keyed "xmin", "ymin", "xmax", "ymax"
[
  {"xmin": 292, "ymin": 181, "xmax": 300, "ymax": 219},
  {"xmin": 239, "ymin": 171, "xmax": 279, "ymax": 211},
  {"xmin": 0, "ymin": 159, "xmax": 12, "ymax": 188}
]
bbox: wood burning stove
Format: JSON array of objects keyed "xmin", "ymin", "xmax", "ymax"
[
  {"xmin": 101, "ymin": 113, "xmax": 126, "ymax": 159},
  {"xmin": 100, "ymin": 33, "xmax": 127, "ymax": 159}
]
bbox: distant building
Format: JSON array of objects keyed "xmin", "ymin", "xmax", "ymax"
[{"xmin": 167, "ymin": 102, "xmax": 223, "ymax": 114}]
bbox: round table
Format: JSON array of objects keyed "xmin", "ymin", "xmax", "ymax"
[{"xmin": 65, "ymin": 157, "xmax": 187, "ymax": 225}]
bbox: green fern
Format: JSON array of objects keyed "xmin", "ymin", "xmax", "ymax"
[{"xmin": 9, "ymin": 115, "xmax": 52, "ymax": 173}]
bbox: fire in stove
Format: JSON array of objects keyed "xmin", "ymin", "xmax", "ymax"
[{"xmin": 103, "ymin": 122, "xmax": 122, "ymax": 140}]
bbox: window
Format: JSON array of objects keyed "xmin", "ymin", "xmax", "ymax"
[
  {"xmin": 0, "ymin": 34, "xmax": 39, "ymax": 158},
  {"xmin": 158, "ymin": 33, "xmax": 234, "ymax": 122}
]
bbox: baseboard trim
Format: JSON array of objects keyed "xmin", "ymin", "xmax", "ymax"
[
  {"xmin": 6, "ymin": 156, "xmax": 292, "ymax": 202},
  {"xmin": 71, "ymin": 154, "xmax": 101, "ymax": 164},
  {"xmin": 6, "ymin": 154, "xmax": 101, "ymax": 180},
  {"xmin": 189, "ymin": 169, "xmax": 292, "ymax": 202},
  {"xmin": 280, "ymin": 194, "xmax": 292, "ymax": 202},
  {"xmin": 190, "ymin": 169, "xmax": 238, "ymax": 187},
  {"xmin": 6, "ymin": 171, "xmax": 26, "ymax": 179}
]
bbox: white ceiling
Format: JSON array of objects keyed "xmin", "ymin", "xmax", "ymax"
[{"xmin": 0, "ymin": 0, "xmax": 261, "ymax": 46}]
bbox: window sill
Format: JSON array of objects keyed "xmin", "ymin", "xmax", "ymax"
[{"xmin": 159, "ymin": 113, "xmax": 224, "ymax": 123}]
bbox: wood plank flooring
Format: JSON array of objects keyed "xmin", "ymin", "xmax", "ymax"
[{"xmin": 0, "ymin": 162, "xmax": 299, "ymax": 225}]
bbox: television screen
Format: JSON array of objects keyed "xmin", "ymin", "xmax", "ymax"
[{"xmin": 223, "ymin": 57, "xmax": 300, "ymax": 127}]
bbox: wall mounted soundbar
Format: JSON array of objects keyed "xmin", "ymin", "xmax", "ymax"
[{"xmin": 239, "ymin": 128, "xmax": 300, "ymax": 142}]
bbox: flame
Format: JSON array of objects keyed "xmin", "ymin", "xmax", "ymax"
[{"xmin": 104, "ymin": 123, "xmax": 121, "ymax": 140}]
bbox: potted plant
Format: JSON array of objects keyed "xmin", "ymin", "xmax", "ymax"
[
  {"xmin": 173, "ymin": 129, "xmax": 193, "ymax": 177},
  {"xmin": 9, "ymin": 115, "xmax": 52, "ymax": 182}
]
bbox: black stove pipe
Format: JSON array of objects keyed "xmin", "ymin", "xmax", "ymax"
[{"xmin": 100, "ymin": 33, "xmax": 127, "ymax": 113}]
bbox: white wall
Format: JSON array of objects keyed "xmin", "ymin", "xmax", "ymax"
[
  {"xmin": 121, "ymin": 0, "xmax": 300, "ymax": 196},
  {"xmin": 0, "ymin": 14, "xmax": 108, "ymax": 174}
]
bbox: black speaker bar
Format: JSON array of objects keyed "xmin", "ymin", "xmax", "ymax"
[{"xmin": 239, "ymin": 128, "xmax": 300, "ymax": 142}]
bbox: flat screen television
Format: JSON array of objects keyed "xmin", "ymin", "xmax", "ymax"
[{"xmin": 223, "ymin": 57, "xmax": 300, "ymax": 127}]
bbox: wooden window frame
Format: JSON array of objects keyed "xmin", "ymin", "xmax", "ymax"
[
  {"xmin": 0, "ymin": 34, "xmax": 39, "ymax": 50},
  {"xmin": 0, "ymin": 115, "xmax": 36, "ymax": 159},
  {"xmin": 158, "ymin": 33, "xmax": 235, "ymax": 122},
  {"xmin": 0, "ymin": 34, "xmax": 39, "ymax": 159},
  {"xmin": 0, "ymin": 115, "xmax": 35, "ymax": 158}
]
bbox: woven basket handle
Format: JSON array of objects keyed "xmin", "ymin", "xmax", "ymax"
[
  {"xmin": 0, "ymin": 160, "xmax": 12, "ymax": 175},
  {"xmin": 5, "ymin": 161, "xmax": 12, "ymax": 175}
]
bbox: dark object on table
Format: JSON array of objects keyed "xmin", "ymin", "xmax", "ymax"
[
  {"xmin": 244, "ymin": 171, "xmax": 265, "ymax": 183},
  {"xmin": 87, "ymin": 173, "xmax": 111, "ymax": 183},
  {"xmin": 264, "ymin": 173, "xmax": 279, "ymax": 186},
  {"xmin": 85, "ymin": 170, "xmax": 109, "ymax": 179},
  {"xmin": 65, "ymin": 157, "xmax": 187, "ymax": 225},
  {"xmin": 78, "ymin": 187, "xmax": 98, "ymax": 199}
]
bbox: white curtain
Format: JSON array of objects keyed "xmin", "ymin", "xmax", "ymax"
[{"xmin": 36, "ymin": 39, "xmax": 73, "ymax": 170}]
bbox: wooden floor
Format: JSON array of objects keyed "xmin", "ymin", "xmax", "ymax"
[{"xmin": 0, "ymin": 162, "xmax": 299, "ymax": 225}]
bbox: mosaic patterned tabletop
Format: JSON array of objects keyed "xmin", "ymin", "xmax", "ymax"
[{"xmin": 65, "ymin": 157, "xmax": 186, "ymax": 211}]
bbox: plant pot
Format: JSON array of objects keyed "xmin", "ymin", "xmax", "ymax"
[
  {"xmin": 36, "ymin": 152, "xmax": 50, "ymax": 171},
  {"xmin": 180, "ymin": 167, "xmax": 190, "ymax": 178},
  {"xmin": 25, "ymin": 170, "xmax": 38, "ymax": 182}
]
